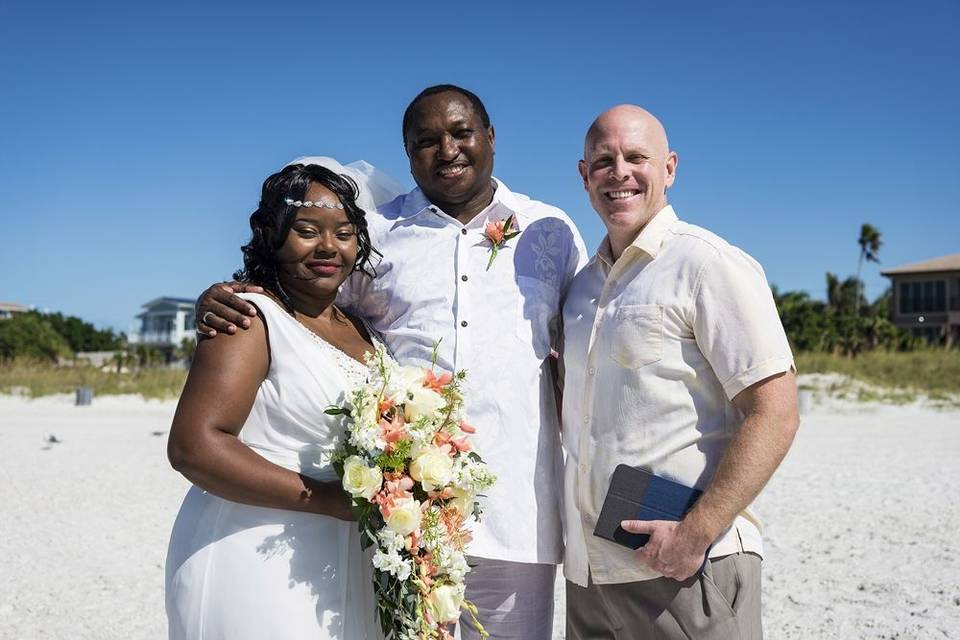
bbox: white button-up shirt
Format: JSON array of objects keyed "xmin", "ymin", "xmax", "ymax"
[
  {"xmin": 561, "ymin": 205, "xmax": 794, "ymax": 586},
  {"xmin": 341, "ymin": 178, "xmax": 587, "ymax": 564}
]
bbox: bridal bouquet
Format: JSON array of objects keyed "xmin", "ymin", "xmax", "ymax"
[{"xmin": 327, "ymin": 346, "xmax": 496, "ymax": 640}]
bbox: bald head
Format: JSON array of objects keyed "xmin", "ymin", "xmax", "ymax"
[
  {"xmin": 584, "ymin": 104, "xmax": 670, "ymax": 159},
  {"xmin": 578, "ymin": 104, "xmax": 678, "ymax": 260}
]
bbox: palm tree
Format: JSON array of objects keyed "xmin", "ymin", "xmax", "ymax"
[
  {"xmin": 856, "ymin": 224, "xmax": 882, "ymax": 311},
  {"xmin": 826, "ymin": 272, "xmax": 862, "ymax": 313}
]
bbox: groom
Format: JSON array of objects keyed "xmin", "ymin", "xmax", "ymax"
[{"xmin": 195, "ymin": 84, "xmax": 587, "ymax": 639}]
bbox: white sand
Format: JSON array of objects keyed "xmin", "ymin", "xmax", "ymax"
[{"xmin": 1, "ymin": 389, "xmax": 958, "ymax": 639}]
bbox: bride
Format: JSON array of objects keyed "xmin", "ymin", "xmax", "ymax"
[{"xmin": 165, "ymin": 159, "xmax": 396, "ymax": 639}]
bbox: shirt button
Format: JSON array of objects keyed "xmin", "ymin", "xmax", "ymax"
[
  {"xmin": 461, "ymin": 320, "xmax": 468, "ymax": 327},
  {"xmin": 461, "ymin": 228, "xmax": 468, "ymax": 235},
  {"xmin": 461, "ymin": 275, "xmax": 468, "ymax": 282},
  {"xmin": 588, "ymin": 367, "xmax": 596, "ymax": 375},
  {"xmin": 429, "ymin": 206, "xmax": 437, "ymax": 213},
  {"xmin": 582, "ymin": 415, "xmax": 590, "ymax": 424}
]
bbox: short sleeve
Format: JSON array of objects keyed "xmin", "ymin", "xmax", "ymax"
[{"xmin": 693, "ymin": 246, "xmax": 794, "ymax": 400}]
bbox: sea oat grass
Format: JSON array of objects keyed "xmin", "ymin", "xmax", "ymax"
[
  {"xmin": 0, "ymin": 359, "xmax": 187, "ymax": 399},
  {"xmin": 795, "ymin": 350, "xmax": 960, "ymax": 395}
]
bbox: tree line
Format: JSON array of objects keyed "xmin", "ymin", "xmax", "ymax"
[
  {"xmin": 0, "ymin": 311, "xmax": 124, "ymax": 361},
  {"xmin": 773, "ymin": 224, "xmax": 925, "ymax": 357},
  {"xmin": 0, "ymin": 310, "xmax": 198, "ymax": 367}
]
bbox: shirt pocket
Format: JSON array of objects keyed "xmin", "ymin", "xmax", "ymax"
[
  {"xmin": 516, "ymin": 275, "xmax": 560, "ymax": 360},
  {"xmin": 609, "ymin": 304, "xmax": 663, "ymax": 368}
]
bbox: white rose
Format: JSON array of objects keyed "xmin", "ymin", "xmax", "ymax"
[
  {"xmin": 385, "ymin": 497, "xmax": 422, "ymax": 536},
  {"xmin": 403, "ymin": 385, "xmax": 446, "ymax": 421},
  {"xmin": 341, "ymin": 456, "xmax": 382, "ymax": 501},
  {"xmin": 409, "ymin": 445, "xmax": 454, "ymax": 491},
  {"xmin": 426, "ymin": 584, "xmax": 464, "ymax": 623},
  {"xmin": 449, "ymin": 487, "xmax": 475, "ymax": 517},
  {"xmin": 384, "ymin": 365, "xmax": 424, "ymax": 403}
]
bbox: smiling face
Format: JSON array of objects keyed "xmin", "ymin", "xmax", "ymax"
[
  {"xmin": 403, "ymin": 91, "xmax": 495, "ymax": 216},
  {"xmin": 274, "ymin": 182, "xmax": 359, "ymax": 300},
  {"xmin": 579, "ymin": 105, "xmax": 677, "ymax": 248}
]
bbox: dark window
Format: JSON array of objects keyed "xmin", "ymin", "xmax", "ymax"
[
  {"xmin": 900, "ymin": 282, "xmax": 911, "ymax": 313},
  {"xmin": 901, "ymin": 280, "xmax": 947, "ymax": 313}
]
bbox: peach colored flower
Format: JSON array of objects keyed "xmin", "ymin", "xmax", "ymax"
[
  {"xmin": 378, "ymin": 397, "xmax": 395, "ymax": 415},
  {"xmin": 378, "ymin": 412, "xmax": 407, "ymax": 452},
  {"xmin": 374, "ymin": 472, "xmax": 415, "ymax": 518},
  {"xmin": 423, "ymin": 369, "xmax": 453, "ymax": 393},
  {"xmin": 484, "ymin": 219, "xmax": 505, "ymax": 245},
  {"xmin": 434, "ymin": 429, "xmax": 471, "ymax": 454},
  {"xmin": 428, "ymin": 487, "xmax": 455, "ymax": 500},
  {"xmin": 483, "ymin": 213, "xmax": 521, "ymax": 270}
]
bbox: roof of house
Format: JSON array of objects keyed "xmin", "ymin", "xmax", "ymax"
[
  {"xmin": 881, "ymin": 253, "xmax": 960, "ymax": 276},
  {"xmin": 0, "ymin": 302, "xmax": 30, "ymax": 313},
  {"xmin": 140, "ymin": 297, "xmax": 196, "ymax": 309}
]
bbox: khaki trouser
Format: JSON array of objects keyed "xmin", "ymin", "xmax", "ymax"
[
  {"xmin": 566, "ymin": 553, "xmax": 763, "ymax": 640},
  {"xmin": 456, "ymin": 558, "xmax": 557, "ymax": 640}
]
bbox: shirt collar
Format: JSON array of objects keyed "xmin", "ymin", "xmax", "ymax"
[
  {"xmin": 595, "ymin": 205, "xmax": 678, "ymax": 267},
  {"xmin": 399, "ymin": 177, "xmax": 520, "ymax": 224}
]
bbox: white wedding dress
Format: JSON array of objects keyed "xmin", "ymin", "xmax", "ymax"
[{"xmin": 165, "ymin": 293, "xmax": 382, "ymax": 640}]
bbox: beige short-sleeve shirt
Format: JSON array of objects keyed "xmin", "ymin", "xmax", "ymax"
[{"xmin": 561, "ymin": 206, "xmax": 794, "ymax": 587}]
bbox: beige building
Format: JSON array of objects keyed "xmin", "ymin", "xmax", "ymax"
[
  {"xmin": 0, "ymin": 302, "xmax": 30, "ymax": 320},
  {"xmin": 881, "ymin": 253, "xmax": 960, "ymax": 346}
]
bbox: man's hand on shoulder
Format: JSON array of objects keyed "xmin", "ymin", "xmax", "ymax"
[
  {"xmin": 195, "ymin": 282, "xmax": 264, "ymax": 337},
  {"xmin": 620, "ymin": 518, "xmax": 712, "ymax": 582}
]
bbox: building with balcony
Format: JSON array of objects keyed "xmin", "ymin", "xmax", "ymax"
[
  {"xmin": 881, "ymin": 253, "xmax": 960, "ymax": 347},
  {"xmin": 128, "ymin": 297, "xmax": 197, "ymax": 361}
]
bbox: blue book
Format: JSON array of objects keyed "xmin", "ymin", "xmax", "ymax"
[{"xmin": 592, "ymin": 464, "xmax": 703, "ymax": 549}]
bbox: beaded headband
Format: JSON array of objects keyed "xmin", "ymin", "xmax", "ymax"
[{"xmin": 284, "ymin": 197, "xmax": 344, "ymax": 209}]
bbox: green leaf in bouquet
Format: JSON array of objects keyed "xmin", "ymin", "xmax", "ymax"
[
  {"xmin": 324, "ymin": 405, "xmax": 348, "ymax": 415},
  {"xmin": 375, "ymin": 438, "xmax": 412, "ymax": 471}
]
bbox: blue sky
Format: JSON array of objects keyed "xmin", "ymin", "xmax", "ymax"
[{"xmin": 1, "ymin": 1, "xmax": 958, "ymax": 331}]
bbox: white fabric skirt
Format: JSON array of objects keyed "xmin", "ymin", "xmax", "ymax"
[{"xmin": 165, "ymin": 486, "xmax": 380, "ymax": 640}]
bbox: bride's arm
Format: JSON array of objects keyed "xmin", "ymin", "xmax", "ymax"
[{"xmin": 167, "ymin": 315, "xmax": 353, "ymax": 520}]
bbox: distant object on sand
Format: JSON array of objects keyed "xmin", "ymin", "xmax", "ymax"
[{"xmin": 75, "ymin": 387, "xmax": 93, "ymax": 406}]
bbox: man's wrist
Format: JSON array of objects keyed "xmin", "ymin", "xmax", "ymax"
[{"xmin": 676, "ymin": 509, "xmax": 722, "ymax": 553}]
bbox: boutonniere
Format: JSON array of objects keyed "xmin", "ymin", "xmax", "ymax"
[{"xmin": 483, "ymin": 214, "xmax": 521, "ymax": 270}]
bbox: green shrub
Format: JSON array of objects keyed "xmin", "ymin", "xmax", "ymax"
[{"xmin": 0, "ymin": 315, "xmax": 73, "ymax": 362}]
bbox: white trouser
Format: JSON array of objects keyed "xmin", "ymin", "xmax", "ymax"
[{"xmin": 457, "ymin": 558, "xmax": 557, "ymax": 640}]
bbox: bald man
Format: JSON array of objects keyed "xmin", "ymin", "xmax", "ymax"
[{"xmin": 559, "ymin": 105, "xmax": 800, "ymax": 639}]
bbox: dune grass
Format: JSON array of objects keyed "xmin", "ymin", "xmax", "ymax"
[
  {"xmin": 2, "ymin": 351, "xmax": 957, "ymax": 402},
  {"xmin": 0, "ymin": 360, "xmax": 188, "ymax": 399},
  {"xmin": 795, "ymin": 349, "xmax": 960, "ymax": 398}
]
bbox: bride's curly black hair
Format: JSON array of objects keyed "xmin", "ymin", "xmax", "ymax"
[{"xmin": 233, "ymin": 163, "xmax": 379, "ymax": 311}]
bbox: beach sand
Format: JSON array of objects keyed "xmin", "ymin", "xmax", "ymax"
[{"xmin": 1, "ymin": 390, "xmax": 958, "ymax": 639}]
